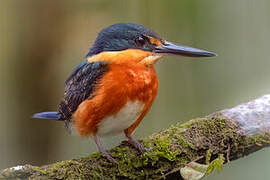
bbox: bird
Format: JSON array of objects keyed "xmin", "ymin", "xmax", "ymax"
[{"xmin": 33, "ymin": 23, "xmax": 216, "ymax": 163}]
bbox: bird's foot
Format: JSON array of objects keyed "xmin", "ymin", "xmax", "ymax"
[
  {"xmin": 125, "ymin": 133, "xmax": 144, "ymax": 153},
  {"xmin": 101, "ymin": 150, "xmax": 116, "ymax": 163},
  {"xmin": 94, "ymin": 135, "xmax": 116, "ymax": 163}
]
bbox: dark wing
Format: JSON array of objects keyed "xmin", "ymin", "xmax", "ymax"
[
  {"xmin": 58, "ymin": 60, "xmax": 108, "ymax": 120},
  {"xmin": 64, "ymin": 61, "xmax": 88, "ymax": 84}
]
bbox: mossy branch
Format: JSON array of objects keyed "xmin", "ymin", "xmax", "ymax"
[{"xmin": 1, "ymin": 95, "xmax": 270, "ymax": 180}]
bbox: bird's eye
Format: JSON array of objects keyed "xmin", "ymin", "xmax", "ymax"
[{"xmin": 135, "ymin": 36, "xmax": 146, "ymax": 47}]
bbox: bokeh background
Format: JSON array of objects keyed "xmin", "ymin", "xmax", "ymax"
[{"xmin": 1, "ymin": 0, "xmax": 270, "ymax": 179}]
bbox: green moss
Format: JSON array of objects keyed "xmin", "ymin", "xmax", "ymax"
[
  {"xmin": 143, "ymin": 135, "xmax": 179, "ymax": 166},
  {"xmin": 177, "ymin": 135, "xmax": 196, "ymax": 151},
  {"xmin": 206, "ymin": 149, "xmax": 213, "ymax": 165},
  {"xmin": 32, "ymin": 160, "xmax": 84, "ymax": 179},
  {"xmin": 155, "ymin": 135, "xmax": 179, "ymax": 161},
  {"xmin": 207, "ymin": 154, "xmax": 225, "ymax": 174},
  {"xmin": 182, "ymin": 116, "xmax": 241, "ymax": 154},
  {"xmin": 92, "ymin": 171, "xmax": 100, "ymax": 180},
  {"xmin": 33, "ymin": 166, "xmax": 48, "ymax": 175}
]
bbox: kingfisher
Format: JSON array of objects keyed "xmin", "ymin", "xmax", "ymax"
[{"xmin": 33, "ymin": 23, "xmax": 216, "ymax": 162}]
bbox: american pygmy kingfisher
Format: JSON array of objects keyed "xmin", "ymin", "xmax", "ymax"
[{"xmin": 33, "ymin": 23, "xmax": 216, "ymax": 162}]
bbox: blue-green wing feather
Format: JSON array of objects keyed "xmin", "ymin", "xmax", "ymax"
[{"xmin": 59, "ymin": 61, "xmax": 108, "ymax": 120}]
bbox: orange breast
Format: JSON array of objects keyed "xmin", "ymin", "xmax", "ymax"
[{"xmin": 73, "ymin": 63, "xmax": 158, "ymax": 137}]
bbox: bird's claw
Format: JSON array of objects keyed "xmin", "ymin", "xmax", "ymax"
[
  {"xmin": 129, "ymin": 140, "xmax": 144, "ymax": 153},
  {"xmin": 125, "ymin": 133, "xmax": 145, "ymax": 153},
  {"xmin": 103, "ymin": 151, "xmax": 116, "ymax": 163},
  {"xmin": 94, "ymin": 135, "xmax": 116, "ymax": 163}
]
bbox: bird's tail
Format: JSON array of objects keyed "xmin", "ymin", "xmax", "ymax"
[{"xmin": 33, "ymin": 111, "xmax": 62, "ymax": 121}]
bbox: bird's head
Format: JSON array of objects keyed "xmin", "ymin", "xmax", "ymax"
[{"xmin": 87, "ymin": 23, "xmax": 216, "ymax": 65}]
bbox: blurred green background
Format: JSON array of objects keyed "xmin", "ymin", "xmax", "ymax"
[{"xmin": 1, "ymin": 0, "xmax": 270, "ymax": 179}]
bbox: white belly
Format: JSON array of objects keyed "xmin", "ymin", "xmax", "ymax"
[{"xmin": 97, "ymin": 100, "xmax": 144, "ymax": 137}]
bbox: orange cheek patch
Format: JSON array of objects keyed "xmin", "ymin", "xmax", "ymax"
[
  {"xmin": 87, "ymin": 49, "xmax": 152, "ymax": 64},
  {"xmin": 148, "ymin": 36, "xmax": 163, "ymax": 46}
]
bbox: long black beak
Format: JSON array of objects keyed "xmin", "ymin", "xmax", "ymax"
[{"xmin": 154, "ymin": 41, "xmax": 217, "ymax": 57}]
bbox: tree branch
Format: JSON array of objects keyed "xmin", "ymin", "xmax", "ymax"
[{"xmin": 1, "ymin": 95, "xmax": 270, "ymax": 180}]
